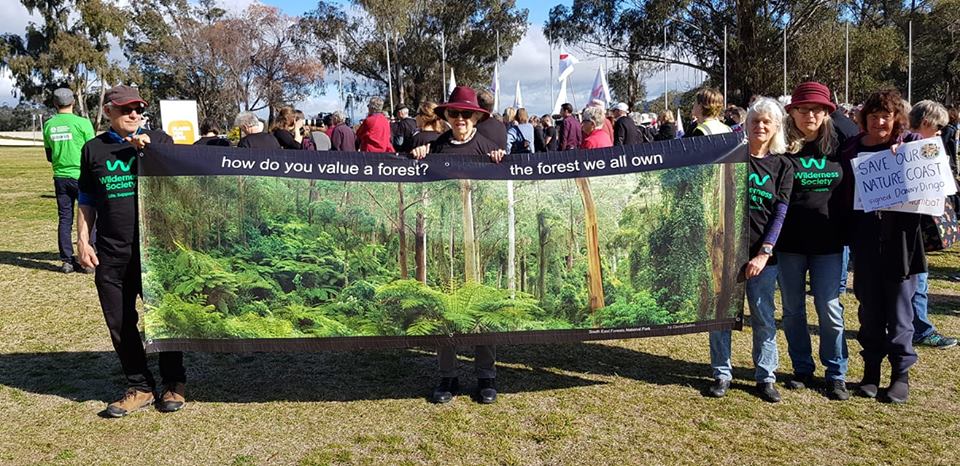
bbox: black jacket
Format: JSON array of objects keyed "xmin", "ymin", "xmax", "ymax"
[{"xmin": 613, "ymin": 116, "xmax": 641, "ymax": 145}]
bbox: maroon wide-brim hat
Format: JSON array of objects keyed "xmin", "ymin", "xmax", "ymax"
[
  {"xmin": 435, "ymin": 86, "xmax": 490, "ymax": 121},
  {"xmin": 786, "ymin": 81, "xmax": 836, "ymax": 113}
]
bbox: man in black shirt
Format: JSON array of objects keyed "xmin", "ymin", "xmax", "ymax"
[
  {"xmin": 77, "ymin": 85, "xmax": 187, "ymax": 417},
  {"xmin": 474, "ymin": 89, "xmax": 507, "ymax": 150},
  {"xmin": 391, "ymin": 105, "xmax": 418, "ymax": 152},
  {"xmin": 612, "ymin": 102, "xmax": 641, "ymax": 145}
]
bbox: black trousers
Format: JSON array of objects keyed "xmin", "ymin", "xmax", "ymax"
[
  {"xmin": 53, "ymin": 178, "xmax": 77, "ymax": 263},
  {"xmin": 852, "ymin": 243, "xmax": 918, "ymax": 375},
  {"xmin": 95, "ymin": 257, "xmax": 185, "ymax": 392}
]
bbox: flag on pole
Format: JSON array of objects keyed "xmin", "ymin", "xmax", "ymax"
[
  {"xmin": 589, "ymin": 64, "xmax": 612, "ymax": 105},
  {"xmin": 491, "ymin": 62, "xmax": 501, "ymax": 112},
  {"xmin": 675, "ymin": 107, "xmax": 685, "ymax": 139},
  {"xmin": 513, "ymin": 81, "xmax": 524, "ymax": 109},
  {"xmin": 558, "ymin": 52, "xmax": 579, "ymax": 82},
  {"xmin": 553, "ymin": 78, "xmax": 568, "ymax": 115},
  {"xmin": 448, "ymin": 68, "xmax": 457, "ymax": 96}
]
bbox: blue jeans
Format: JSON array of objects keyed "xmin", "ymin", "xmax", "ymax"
[
  {"xmin": 710, "ymin": 264, "xmax": 779, "ymax": 383},
  {"xmin": 839, "ymin": 246, "xmax": 850, "ymax": 294},
  {"xmin": 777, "ymin": 252, "xmax": 848, "ymax": 382},
  {"xmin": 54, "ymin": 177, "xmax": 78, "ymax": 263},
  {"xmin": 912, "ymin": 272, "xmax": 936, "ymax": 342}
]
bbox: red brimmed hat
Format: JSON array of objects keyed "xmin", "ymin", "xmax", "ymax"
[
  {"xmin": 786, "ymin": 82, "xmax": 836, "ymax": 113},
  {"xmin": 104, "ymin": 85, "xmax": 147, "ymax": 107},
  {"xmin": 435, "ymin": 86, "xmax": 489, "ymax": 121}
]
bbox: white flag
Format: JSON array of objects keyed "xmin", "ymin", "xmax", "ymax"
[
  {"xmin": 675, "ymin": 108, "xmax": 685, "ymax": 138},
  {"xmin": 448, "ymin": 68, "xmax": 457, "ymax": 96},
  {"xmin": 558, "ymin": 52, "xmax": 579, "ymax": 82},
  {"xmin": 553, "ymin": 78, "xmax": 568, "ymax": 115},
  {"xmin": 513, "ymin": 81, "xmax": 523, "ymax": 109},
  {"xmin": 589, "ymin": 64, "xmax": 612, "ymax": 105}
]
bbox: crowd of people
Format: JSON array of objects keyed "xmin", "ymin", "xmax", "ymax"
[{"xmin": 39, "ymin": 80, "xmax": 960, "ymax": 416}]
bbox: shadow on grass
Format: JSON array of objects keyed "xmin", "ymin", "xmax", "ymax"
[
  {"xmin": 0, "ymin": 348, "xmax": 607, "ymax": 403},
  {"xmin": 0, "ymin": 250, "xmax": 61, "ymax": 272},
  {"xmin": 927, "ymin": 294, "xmax": 960, "ymax": 316}
]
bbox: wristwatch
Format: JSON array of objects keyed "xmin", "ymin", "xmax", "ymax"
[{"xmin": 760, "ymin": 244, "xmax": 774, "ymax": 255}]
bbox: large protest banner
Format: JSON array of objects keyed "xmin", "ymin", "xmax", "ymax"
[{"xmin": 139, "ymin": 134, "xmax": 748, "ymax": 352}]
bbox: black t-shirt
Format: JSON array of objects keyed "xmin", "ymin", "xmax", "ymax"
[
  {"xmin": 776, "ymin": 142, "xmax": 846, "ymax": 255},
  {"xmin": 533, "ymin": 126, "xmax": 546, "ymax": 153},
  {"xmin": 238, "ymin": 132, "xmax": 282, "ymax": 149},
  {"xmin": 544, "ymin": 126, "xmax": 558, "ymax": 151},
  {"xmin": 408, "ymin": 130, "xmax": 440, "ymax": 152},
  {"xmin": 78, "ymin": 129, "xmax": 174, "ymax": 262},
  {"xmin": 195, "ymin": 135, "xmax": 231, "ymax": 147},
  {"xmin": 273, "ymin": 129, "xmax": 301, "ymax": 149},
  {"xmin": 476, "ymin": 117, "xmax": 507, "ymax": 151},
  {"xmin": 430, "ymin": 131, "xmax": 499, "ymax": 157},
  {"xmin": 749, "ymin": 154, "xmax": 794, "ymax": 262}
]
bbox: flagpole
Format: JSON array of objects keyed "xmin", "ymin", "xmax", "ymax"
[
  {"xmin": 783, "ymin": 27, "xmax": 787, "ymax": 96},
  {"xmin": 441, "ymin": 30, "xmax": 446, "ymax": 101},
  {"xmin": 549, "ymin": 32, "xmax": 554, "ymax": 113},
  {"xmin": 845, "ymin": 23, "xmax": 849, "ymax": 104},
  {"xmin": 723, "ymin": 25, "xmax": 728, "ymax": 108},
  {"xmin": 663, "ymin": 26, "xmax": 668, "ymax": 110},
  {"xmin": 908, "ymin": 20, "xmax": 913, "ymax": 103},
  {"xmin": 496, "ymin": 31, "xmax": 501, "ymax": 113},
  {"xmin": 337, "ymin": 35, "xmax": 344, "ymax": 111},
  {"xmin": 384, "ymin": 33, "xmax": 394, "ymax": 115}
]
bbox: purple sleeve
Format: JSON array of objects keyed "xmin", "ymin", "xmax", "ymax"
[{"xmin": 762, "ymin": 201, "xmax": 789, "ymax": 246}]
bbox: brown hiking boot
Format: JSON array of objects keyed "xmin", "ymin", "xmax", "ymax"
[
  {"xmin": 105, "ymin": 389, "xmax": 154, "ymax": 418},
  {"xmin": 158, "ymin": 383, "xmax": 186, "ymax": 413}
]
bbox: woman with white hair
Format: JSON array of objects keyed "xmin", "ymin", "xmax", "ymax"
[
  {"xmin": 708, "ymin": 97, "xmax": 794, "ymax": 403},
  {"xmin": 580, "ymin": 106, "xmax": 613, "ymax": 149},
  {"xmin": 236, "ymin": 112, "xmax": 281, "ymax": 149}
]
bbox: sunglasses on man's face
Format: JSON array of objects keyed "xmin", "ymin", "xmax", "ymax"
[
  {"xmin": 446, "ymin": 109, "xmax": 475, "ymax": 119},
  {"xmin": 115, "ymin": 105, "xmax": 144, "ymax": 116}
]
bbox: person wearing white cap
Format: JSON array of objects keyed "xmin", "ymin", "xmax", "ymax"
[
  {"xmin": 612, "ymin": 102, "xmax": 641, "ymax": 146},
  {"xmin": 43, "ymin": 88, "xmax": 95, "ymax": 273}
]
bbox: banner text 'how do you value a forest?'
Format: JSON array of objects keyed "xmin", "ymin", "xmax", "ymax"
[{"xmin": 139, "ymin": 134, "xmax": 747, "ymax": 352}]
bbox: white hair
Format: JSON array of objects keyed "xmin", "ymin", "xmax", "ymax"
[
  {"xmin": 581, "ymin": 106, "xmax": 606, "ymax": 128},
  {"xmin": 746, "ymin": 97, "xmax": 788, "ymax": 155},
  {"xmin": 909, "ymin": 100, "xmax": 948, "ymax": 130}
]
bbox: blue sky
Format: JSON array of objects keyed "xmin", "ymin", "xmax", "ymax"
[{"xmin": 1, "ymin": 0, "xmax": 699, "ymax": 116}]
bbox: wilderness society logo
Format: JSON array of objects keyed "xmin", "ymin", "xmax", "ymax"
[
  {"xmin": 748, "ymin": 173, "xmax": 773, "ymax": 209},
  {"xmin": 796, "ymin": 157, "xmax": 840, "ymax": 188},
  {"xmin": 100, "ymin": 157, "xmax": 136, "ymax": 198}
]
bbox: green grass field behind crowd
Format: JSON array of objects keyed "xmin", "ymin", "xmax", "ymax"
[{"xmin": 1, "ymin": 146, "xmax": 959, "ymax": 465}]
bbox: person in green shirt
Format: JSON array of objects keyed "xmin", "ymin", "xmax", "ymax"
[{"xmin": 42, "ymin": 88, "xmax": 95, "ymax": 273}]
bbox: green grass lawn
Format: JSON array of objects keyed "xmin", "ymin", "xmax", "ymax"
[{"xmin": 1, "ymin": 146, "xmax": 959, "ymax": 465}]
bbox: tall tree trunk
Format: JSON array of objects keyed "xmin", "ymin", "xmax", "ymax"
[
  {"xmin": 713, "ymin": 164, "xmax": 738, "ymax": 318},
  {"xmin": 519, "ymin": 242, "xmax": 527, "ymax": 293},
  {"xmin": 575, "ymin": 178, "xmax": 605, "ymax": 311},
  {"xmin": 308, "ymin": 180, "xmax": 318, "ymax": 224},
  {"xmin": 506, "ymin": 180, "xmax": 516, "ymax": 298},
  {"xmin": 397, "ymin": 183, "xmax": 408, "ymax": 279},
  {"xmin": 461, "ymin": 180, "xmax": 479, "ymax": 282},
  {"xmin": 448, "ymin": 205, "xmax": 455, "ymax": 285},
  {"xmin": 415, "ymin": 189, "xmax": 428, "ymax": 284},
  {"xmin": 94, "ymin": 74, "xmax": 106, "ymax": 131},
  {"xmin": 537, "ymin": 211, "xmax": 549, "ymax": 299}
]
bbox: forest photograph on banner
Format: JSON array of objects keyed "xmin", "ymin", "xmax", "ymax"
[{"xmin": 138, "ymin": 135, "xmax": 748, "ymax": 351}]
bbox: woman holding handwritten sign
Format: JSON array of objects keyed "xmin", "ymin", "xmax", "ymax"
[{"xmin": 839, "ymin": 89, "xmax": 924, "ymax": 403}]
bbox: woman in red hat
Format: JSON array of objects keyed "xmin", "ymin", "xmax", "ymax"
[
  {"xmin": 411, "ymin": 86, "xmax": 505, "ymax": 405},
  {"xmin": 410, "ymin": 86, "xmax": 505, "ymax": 162},
  {"xmin": 775, "ymin": 81, "xmax": 851, "ymax": 400}
]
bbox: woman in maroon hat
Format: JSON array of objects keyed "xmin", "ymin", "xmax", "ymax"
[
  {"xmin": 410, "ymin": 86, "xmax": 505, "ymax": 162},
  {"xmin": 776, "ymin": 81, "xmax": 850, "ymax": 400},
  {"xmin": 411, "ymin": 86, "xmax": 505, "ymax": 405}
]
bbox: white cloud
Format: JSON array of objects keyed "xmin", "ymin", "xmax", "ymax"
[
  {"xmin": 0, "ymin": 70, "xmax": 18, "ymax": 106},
  {"xmin": 0, "ymin": 0, "xmax": 38, "ymax": 35}
]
